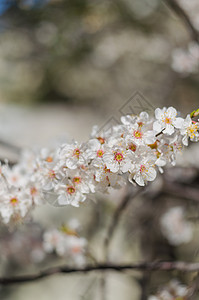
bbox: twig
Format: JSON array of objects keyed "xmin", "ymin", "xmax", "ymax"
[
  {"xmin": 104, "ymin": 185, "xmax": 143, "ymax": 258},
  {"xmin": 1, "ymin": 261, "xmax": 199, "ymax": 285},
  {"xmin": 164, "ymin": 0, "xmax": 199, "ymax": 43}
]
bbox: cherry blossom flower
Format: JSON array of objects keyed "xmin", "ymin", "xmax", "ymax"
[
  {"xmin": 160, "ymin": 206, "xmax": 193, "ymax": 246},
  {"xmin": 180, "ymin": 114, "xmax": 199, "ymax": 146},
  {"xmin": 148, "ymin": 279, "xmax": 189, "ymax": 300},
  {"xmin": 153, "ymin": 107, "xmax": 183, "ymax": 135}
]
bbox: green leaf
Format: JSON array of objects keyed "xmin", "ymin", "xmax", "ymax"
[{"xmin": 190, "ymin": 108, "xmax": 199, "ymax": 118}]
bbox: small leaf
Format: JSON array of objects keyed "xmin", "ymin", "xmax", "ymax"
[{"xmin": 190, "ymin": 109, "xmax": 199, "ymax": 118}]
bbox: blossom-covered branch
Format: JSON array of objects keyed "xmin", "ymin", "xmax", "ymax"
[{"xmin": 0, "ymin": 106, "xmax": 198, "ymax": 226}]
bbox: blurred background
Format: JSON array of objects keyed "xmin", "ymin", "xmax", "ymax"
[{"xmin": 0, "ymin": 0, "xmax": 199, "ymax": 299}]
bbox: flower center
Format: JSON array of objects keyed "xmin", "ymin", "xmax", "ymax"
[
  {"xmin": 164, "ymin": 117, "xmax": 172, "ymax": 124},
  {"xmin": 73, "ymin": 148, "xmax": 80, "ymax": 157},
  {"xmin": 10, "ymin": 197, "xmax": 19, "ymax": 206},
  {"xmin": 133, "ymin": 130, "xmax": 143, "ymax": 139},
  {"xmin": 187, "ymin": 124, "xmax": 198, "ymax": 138},
  {"xmin": 30, "ymin": 187, "xmax": 37, "ymax": 195},
  {"xmin": 114, "ymin": 152, "xmax": 124, "ymax": 162},
  {"xmin": 73, "ymin": 176, "xmax": 81, "ymax": 184},
  {"xmin": 128, "ymin": 143, "xmax": 137, "ymax": 152},
  {"xmin": 45, "ymin": 156, "xmax": 53, "ymax": 163},
  {"xmin": 140, "ymin": 165, "xmax": 147, "ymax": 173},
  {"xmin": 67, "ymin": 186, "xmax": 76, "ymax": 195},
  {"xmin": 48, "ymin": 170, "xmax": 56, "ymax": 179},
  {"xmin": 97, "ymin": 149, "xmax": 104, "ymax": 157},
  {"xmin": 71, "ymin": 246, "xmax": 81, "ymax": 253}
]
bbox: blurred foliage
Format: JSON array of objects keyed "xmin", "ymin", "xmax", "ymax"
[
  {"xmin": 0, "ymin": 0, "xmax": 198, "ymax": 112},
  {"xmin": 0, "ymin": 0, "xmax": 169, "ymax": 104}
]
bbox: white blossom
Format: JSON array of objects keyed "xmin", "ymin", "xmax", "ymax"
[{"xmin": 160, "ymin": 206, "xmax": 193, "ymax": 246}]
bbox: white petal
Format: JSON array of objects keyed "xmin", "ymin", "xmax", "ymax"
[
  {"xmin": 173, "ymin": 117, "xmax": 184, "ymax": 129},
  {"xmin": 164, "ymin": 124, "xmax": 174, "ymax": 135},
  {"xmin": 155, "ymin": 108, "xmax": 162, "ymax": 120},
  {"xmin": 134, "ymin": 173, "xmax": 145, "ymax": 186},
  {"xmin": 167, "ymin": 107, "xmax": 177, "ymax": 118},
  {"xmin": 153, "ymin": 121, "xmax": 162, "ymax": 132},
  {"xmin": 145, "ymin": 167, "xmax": 156, "ymax": 181}
]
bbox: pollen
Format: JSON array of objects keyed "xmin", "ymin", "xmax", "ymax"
[
  {"xmin": 67, "ymin": 186, "xmax": 76, "ymax": 195},
  {"xmin": 97, "ymin": 149, "xmax": 104, "ymax": 157},
  {"xmin": 164, "ymin": 117, "xmax": 172, "ymax": 124},
  {"xmin": 133, "ymin": 130, "xmax": 143, "ymax": 139},
  {"xmin": 114, "ymin": 152, "xmax": 124, "ymax": 162},
  {"xmin": 73, "ymin": 148, "xmax": 81, "ymax": 157},
  {"xmin": 140, "ymin": 165, "xmax": 147, "ymax": 173},
  {"xmin": 73, "ymin": 176, "xmax": 81, "ymax": 184},
  {"xmin": 48, "ymin": 170, "xmax": 56, "ymax": 179},
  {"xmin": 30, "ymin": 187, "xmax": 37, "ymax": 195},
  {"xmin": 46, "ymin": 156, "xmax": 53, "ymax": 163},
  {"xmin": 187, "ymin": 123, "xmax": 198, "ymax": 139},
  {"xmin": 10, "ymin": 197, "xmax": 19, "ymax": 206}
]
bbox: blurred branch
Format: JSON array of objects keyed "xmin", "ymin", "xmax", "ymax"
[
  {"xmin": 164, "ymin": 0, "xmax": 199, "ymax": 42},
  {"xmin": 104, "ymin": 186, "xmax": 143, "ymax": 258},
  {"xmin": 162, "ymin": 180, "xmax": 199, "ymax": 203},
  {"xmin": 187, "ymin": 273, "xmax": 199, "ymax": 299},
  {"xmin": 0, "ymin": 139, "xmax": 21, "ymax": 154},
  {"xmin": 2, "ymin": 261, "xmax": 199, "ymax": 285}
]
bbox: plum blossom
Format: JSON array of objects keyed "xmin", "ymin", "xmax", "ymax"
[
  {"xmin": 103, "ymin": 147, "xmax": 133, "ymax": 173},
  {"xmin": 160, "ymin": 206, "xmax": 193, "ymax": 246},
  {"xmin": 180, "ymin": 114, "xmax": 199, "ymax": 146},
  {"xmin": 58, "ymin": 141, "xmax": 86, "ymax": 169},
  {"xmin": 0, "ymin": 189, "xmax": 32, "ymax": 224},
  {"xmin": 129, "ymin": 157, "xmax": 157, "ymax": 186},
  {"xmin": 153, "ymin": 107, "xmax": 183, "ymax": 135},
  {"xmin": 43, "ymin": 224, "xmax": 87, "ymax": 265},
  {"xmin": 148, "ymin": 279, "xmax": 189, "ymax": 300}
]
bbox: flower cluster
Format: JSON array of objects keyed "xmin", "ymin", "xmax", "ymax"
[
  {"xmin": 43, "ymin": 221, "xmax": 87, "ymax": 266},
  {"xmin": 148, "ymin": 279, "xmax": 189, "ymax": 300},
  {"xmin": 171, "ymin": 42, "xmax": 199, "ymax": 75},
  {"xmin": 160, "ymin": 206, "xmax": 193, "ymax": 246},
  {"xmin": 0, "ymin": 107, "xmax": 198, "ymax": 225}
]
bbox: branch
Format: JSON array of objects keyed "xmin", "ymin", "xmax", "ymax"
[
  {"xmin": 2, "ymin": 261, "xmax": 199, "ymax": 285},
  {"xmin": 164, "ymin": 0, "xmax": 199, "ymax": 43},
  {"xmin": 0, "ymin": 139, "xmax": 21, "ymax": 154},
  {"xmin": 104, "ymin": 186, "xmax": 143, "ymax": 258},
  {"xmin": 162, "ymin": 180, "xmax": 199, "ymax": 203}
]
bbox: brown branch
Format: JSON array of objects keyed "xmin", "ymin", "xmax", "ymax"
[
  {"xmin": 162, "ymin": 180, "xmax": 199, "ymax": 203},
  {"xmin": 164, "ymin": 0, "xmax": 199, "ymax": 43},
  {"xmin": 104, "ymin": 185, "xmax": 143, "ymax": 258},
  {"xmin": 1, "ymin": 261, "xmax": 199, "ymax": 285}
]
